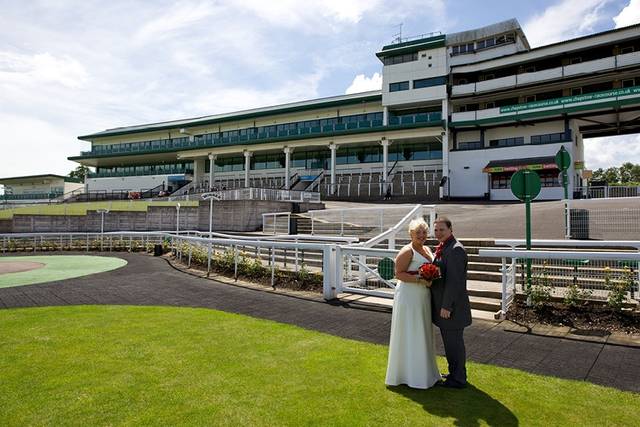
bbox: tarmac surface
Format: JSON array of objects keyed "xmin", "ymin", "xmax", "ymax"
[{"xmin": 0, "ymin": 252, "xmax": 638, "ymax": 394}]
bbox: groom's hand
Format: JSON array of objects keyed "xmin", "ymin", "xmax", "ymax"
[{"xmin": 440, "ymin": 308, "xmax": 451, "ymax": 319}]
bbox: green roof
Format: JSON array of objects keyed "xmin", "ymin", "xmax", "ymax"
[
  {"xmin": 78, "ymin": 92, "xmax": 382, "ymax": 141},
  {"xmin": 0, "ymin": 174, "xmax": 81, "ymax": 184},
  {"xmin": 376, "ymin": 35, "xmax": 446, "ymax": 59}
]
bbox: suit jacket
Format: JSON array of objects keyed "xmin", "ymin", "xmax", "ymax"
[{"xmin": 431, "ymin": 237, "xmax": 472, "ymax": 329}]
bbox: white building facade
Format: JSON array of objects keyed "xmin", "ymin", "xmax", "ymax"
[{"xmin": 70, "ymin": 19, "xmax": 640, "ymax": 201}]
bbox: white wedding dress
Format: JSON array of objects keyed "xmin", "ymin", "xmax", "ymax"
[{"xmin": 385, "ymin": 248, "xmax": 441, "ymax": 389}]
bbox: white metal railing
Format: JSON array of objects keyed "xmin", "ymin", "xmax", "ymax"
[
  {"xmin": 480, "ymin": 248, "xmax": 640, "ymax": 307},
  {"xmin": 306, "ymin": 205, "xmax": 419, "ymax": 237},
  {"xmin": 1, "ymin": 231, "xmax": 166, "ymax": 253},
  {"xmin": 336, "ymin": 246, "xmax": 398, "ymax": 298},
  {"xmin": 451, "ymin": 52, "xmax": 640, "ymax": 96},
  {"xmin": 499, "ymin": 257, "xmax": 517, "ymax": 318},
  {"xmin": 262, "ymin": 212, "xmax": 291, "ymax": 235},
  {"xmin": 495, "ymin": 239, "xmax": 640, "ymax": 251},
  {"xmin": 573, "ymin": 186, "xmax": 640, "ymax": 199},
  {"xmin": 170, "ymin": 234, "xmax": 338, "ymax": 299},
  {"xmin": 360, "ymin": 204, "xmax": 436, "ymax": 248},
  {"xmin": 207, "ymin": 188, "xmax": 320, "ymax": 203}
]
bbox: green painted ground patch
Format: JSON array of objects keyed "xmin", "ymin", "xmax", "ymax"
[
  {"xmin": 0, "ymin": 305, "xmax": 637, "ymax": 426},
  {"xmin": 0, "ymin": 256, "xmax": 127, "ymax": 288}
]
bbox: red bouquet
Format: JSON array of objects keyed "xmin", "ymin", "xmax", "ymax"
[{"xmin": 418, "ymin": 263, "xmax": 441, "ymax": 281}]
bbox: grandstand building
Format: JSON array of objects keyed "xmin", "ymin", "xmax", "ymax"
[
  {"xmin": 69, "ymin": 19, "xmax": 640, "ymax": 201},
  {"xmin": 0, "ymin": 174, "xmax": 83, "ymax": 204}
]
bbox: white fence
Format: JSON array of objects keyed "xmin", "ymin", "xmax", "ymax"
[
  {"xmin": 206, "ymin": 187, "xmax": 321, "ymax": 203},
  {"xmin": 574, "ymin": 186, "xmax": 640, "ymax": 199},
  {"xmin": 565, "ymin": 200, "xmax": 640, "ymax": 240},
  {"xmin": 480, "ymin": 248, "xmax": 640, "ymax": 317}
]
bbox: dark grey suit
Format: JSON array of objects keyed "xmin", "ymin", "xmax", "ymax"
[{"xmin": 431, "ymin": 237, "xmax": 471, "ymax": 385}]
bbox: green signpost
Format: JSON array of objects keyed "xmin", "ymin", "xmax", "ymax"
[
  {"xmin": 555, "ymin": 146, "xmax": 571, "ymax": 200},
  {"xmin": 511, "ymin": 169, "xmax": 541, "ymax": 289}
]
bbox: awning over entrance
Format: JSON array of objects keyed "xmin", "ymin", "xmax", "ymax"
[{"xmin": 482, "ymin": 156, "xmax": 558, "ymax": 173}]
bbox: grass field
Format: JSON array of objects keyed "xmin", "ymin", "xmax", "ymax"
[
  {"xmin": 1, "ymin": 305, "xmax": 638, "ymax": 426},
  {"xmin": 0, "ymin": 256, "xmax": 127, "ymax": 288},
  {"xmin": 0, "ymin": 200, "xmax": 199, "ymax": 219}
]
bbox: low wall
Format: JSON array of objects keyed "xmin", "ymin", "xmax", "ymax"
[{"xmin": 2, "ymin": 201, "xmax": 325, "ymax": 233}]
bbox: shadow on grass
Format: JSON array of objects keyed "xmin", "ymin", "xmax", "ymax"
[{"xmin": 388, "ymin": 383, "xmax": 518, "ymax": 426}]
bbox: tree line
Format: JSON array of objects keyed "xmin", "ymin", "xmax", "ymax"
[{"xmin": 591, "ymin": 162, "xmax": 640, "ymax": 185}]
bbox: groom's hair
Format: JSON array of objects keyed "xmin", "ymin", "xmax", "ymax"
[{"xmin": 434, "ymin": 216, "xmax": 452, "ymax": 229}]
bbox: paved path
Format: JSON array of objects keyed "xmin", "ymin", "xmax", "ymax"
[{"xmin": 1, "ymin": 252, "xmax": 638, "ymax": 393}]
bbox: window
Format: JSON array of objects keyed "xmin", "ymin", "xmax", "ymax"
[
  {"xmin": 489, "ymin": 137, "xmax": 524, "ymax": 148},
  {"xmin": 569, "ymin": 57, "xmax": 582, "ymax": 65},
  {"xmin": 571, "ymin": 87, "xmax": 582, "ymax": 96},
  {"xmin": 491, "ymin": 173, "xmax": 511, "ymax": 189},
  {"xmin": 483, "ymin": 73, "xmax": 495, "ymax": 81},
  {"xmin": 383, "ymin": 53, "xmax": 418, "ymax": 65},
  {"xmin": 525, "ymin": 95, "xmax": 536, "ymax": 103},
  {"xmin": 458, "ymin": 105, "xmax": 467, "ymax": 112},
  {"xmin": 524, "ymin": 66, "xmax": 536, "ymax": 73},
  {"xmin": 458, "ymin": 78, "xmax": 468, "ymax": 85},
  {"xmin": 452, "ymin": 42, "xmax": 474, "ymax": 55},
  {"xmin": 485, "ymin": 101, "xmax": 495, "ymax": 109},
  {"xmin": 622, "ymin": 78, "xmax": 636, "ymax": 88},
  {"xmin": 413, "ymin": 76, "xmax": 447, "ymax": 89},
  {"xmin": 458, "ymin": 141, "xmax": 482, "ymax": 150},
  {"xmin": 389, "ymin": 81, "xmax": 410, "ymax": 92},
  {"xmin": 620, "ymin": 46, "xmax": 634, "ymax": 54},
  {"xmin": 531, "ymin": 132, "xmax": 568, "ymax": 145}
]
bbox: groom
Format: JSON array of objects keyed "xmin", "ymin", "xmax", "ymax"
[{"xmin": 431, "ymin": 217, "xmax": 471, "ymax": 389}]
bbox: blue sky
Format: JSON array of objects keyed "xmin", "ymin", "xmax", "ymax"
[{"xmin": 0, "ymin": 0, "xmax": 639, "ymax": 180}]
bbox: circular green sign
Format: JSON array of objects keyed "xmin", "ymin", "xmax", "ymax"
[
  {"xmin": 555, "ymin": 146, "xmax": 571, "ymax": 171},
  {"xmin": 511, "ymin": 169, "xmax": 541, "ymax": 201},
  {"xmin": 377, "ymin": 257, "xmax": 395, "ymax": 281}
]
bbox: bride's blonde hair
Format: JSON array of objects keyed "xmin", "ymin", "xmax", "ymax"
[{"xmin": 408, "ymin": 218, "xmax": 429, "ymax": 234}]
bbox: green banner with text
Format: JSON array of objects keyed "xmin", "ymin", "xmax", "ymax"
[{"xmin": 500, "ymin": 85, "xmax": 640, "ymax": 113}]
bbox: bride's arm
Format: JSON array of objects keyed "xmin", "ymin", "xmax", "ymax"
[{"xmin": 394, "ymin": 247, "xmax": 419, "ymax": 283}]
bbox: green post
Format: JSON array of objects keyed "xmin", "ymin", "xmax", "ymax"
[{"xmin": 511, "ymin": 169, "xmax": 541, "ymax": 292}]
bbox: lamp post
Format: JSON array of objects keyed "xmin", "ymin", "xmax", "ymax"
[
  {"xmin": 176, "ymin": 203, "xmax": 181, "ymax": 233},
  {"xmin": 97, "ymin": 208, "xmax": 109, "ymax": 251}
]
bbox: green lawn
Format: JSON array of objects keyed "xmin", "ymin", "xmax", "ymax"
[
  {"xmin": 0, "ymin": 256, "xmax": 127, "ymax": 288},
  {"xmin": 0, "ymin": 305, "xmax": 637, "ymax": 426},
  {"xmin": 0, "ymin": 200, "xmax": 199, "ymax": 219}
]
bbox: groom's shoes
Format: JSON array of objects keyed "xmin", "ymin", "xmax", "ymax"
[{"xmin": 437, "ymin": 378, "xmax": 467, "ymax": 389}]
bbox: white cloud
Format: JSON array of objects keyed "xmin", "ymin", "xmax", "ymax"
[
  {"xmin": 613, "ymin": 0, "xmax": 640, "ymax": 27},
  {"xmin": 345, "ymin": 72, "xmax": 382, "ymax": 94},
  {"xmin": 584, "ymin": 134, "xmax": 640, "ymax": 169},
  {"xmin": 524, "ymin": 0, "xmax": 610, "ymax": 47},
  {"xmin": 0, "ymin": 51, "xmax": 88, "ymax": 89}
]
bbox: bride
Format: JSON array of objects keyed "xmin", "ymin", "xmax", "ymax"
[{"xmin": 385, "ymin": 218, "xmax": 441, "ymax": 389}]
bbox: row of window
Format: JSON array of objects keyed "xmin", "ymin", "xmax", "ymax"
[
  {"xmin": 489, "ymin": 137, "xmax": 524, "ymax": 148},
  {"xmin": 95, "ymin": 162, "xmax": 194, "ymax": 176},
  {"xmin": 389, "ymin": 76, "xmax": 447, "ymax": 92},
  {"xmin": 382, "ymin": 52, "xmax": 418, "ymax": 66},
  {"xmin": 458, "ymin": 132, "xmax": 570, "ymax": 150},
  {"xmin": 451, "ymin": 33, "xmax": 516, "ymax": 56},
  {"xmin": 491, "ymin": 171, "xmax": 560, "ymax": 189}
]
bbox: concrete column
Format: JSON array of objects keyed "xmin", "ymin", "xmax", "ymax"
[
  {"xmin": 243, "ymin": 150, "xmax": 252, "ymax": 188},
  {"xmin": 441, "ymin": 98, "xmax": 450, "ymax": 199},
  {"xmin": 208, "ymin": 153, "xmax": 216, "ymax": 191},
  {"xmin": 329, "ymin": 143, "xmax": 337, "ymax": 195},
  {"xmin": 193, "ymin": 158, "xmax": 206, "ymax": 188},
  {"xmin": 381, "ymin": 139, "xmax": 390, "ymax": 189},
  {"xmin": 383, "ymin": 106, "xmax": 389, "ymax": 126},
  {"xmin": 283, "ymin": 147, "xmax": 292, "ymax": 190}
]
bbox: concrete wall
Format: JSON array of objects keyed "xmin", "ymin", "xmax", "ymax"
[{"xmin": 2, "ymin": 201, "xmax": 325, "ymax": 233}]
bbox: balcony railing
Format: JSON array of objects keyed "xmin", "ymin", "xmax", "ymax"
[
  {"xmin": 451, "ymin": 51, "xmax": 640, "ymax": 96},
  {"xmin": 76, "ymin": 115, "xmax": 443, "ymax": 159},
  {"xmin": 88, "ymin": 168, "xmax": 193, "ymax": 179},
  {"xmin": 1, "ymin": 192, "xmax": 63, "ymax": 200}
]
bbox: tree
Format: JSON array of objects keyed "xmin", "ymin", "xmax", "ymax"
[
  {"xmin": 591, "ymin": 163, "xmax": 640, "ymax": 185},
  {"xmin": 68, "ymin": 165, "xmax": 91, "ymax": 181}
]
